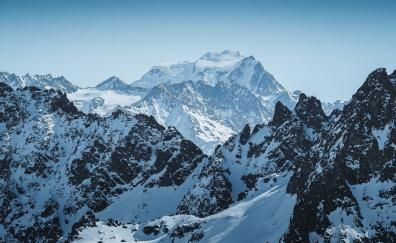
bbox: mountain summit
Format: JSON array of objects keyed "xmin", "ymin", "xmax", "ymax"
[
  {"xmin": 130, "ymin": 50, "xmax": 284, "ymax": 97},
  {"xmin": 127, "ymin": 51, "xmax": 300, "ymax": 153},
  {"xmin": 95, "ymin": 76, "xmax": 132, "ymax": 92}
]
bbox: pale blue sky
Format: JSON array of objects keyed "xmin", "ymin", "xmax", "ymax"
[{"xmin": 1, "ymin": 0, "xmax": 395, "ymax": 101}]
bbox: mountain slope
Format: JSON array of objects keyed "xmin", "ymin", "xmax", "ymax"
[
  {"xmin": 284, "ymin": 68, "xmax": 396, "ymax": 242},
  {"xmin": 68, "ymin": 76, "xmax": 147, "ymax": 115},
  {"xmin": 127, "ymin": 51, "xmax": 300, "ymax": 153},
  {"xmin": 126, "ymin": 80, "xmax": 272, "ymax": 154},
  {"xmin": 131, "ymin": 50, "xmax": 288, "ymax": 98},
  {"xmin": 0, "ymin": 83, "xmax": 207, "ymax": 242}
]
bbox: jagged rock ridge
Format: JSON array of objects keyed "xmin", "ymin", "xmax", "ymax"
[{"xmin": 74, "ymin": 68, "xmax": 395, "ymax": 242}]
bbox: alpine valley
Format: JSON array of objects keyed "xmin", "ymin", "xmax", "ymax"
[{"xmin": 0, "ymin": 52, "xmax": 394, "ymax": 242}]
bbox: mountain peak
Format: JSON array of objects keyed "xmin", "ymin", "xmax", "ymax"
[
  {"xmin": 199, "ymin": 50, "xmax": 242, "ymax": 59},
  {"xmin": 352, "ymin": 68, "xmax": 395, "ymax": 101},
  {"xmin": 96, "ymin": 76, "xmax": 130, "ymax": 91},
  {"xmin": 294, "ymin": 93, "xmax": 327, "ymax": 130},
  {"xmin": 23, "ymin": 73, "xmax": 54, "ymax": 80},
  {"xmin": 269, "ymin": 101, "xmax": 293, "ymax": 127},
  {"xmin": 239, "ymin": 124, "xmax": 251, "ymax": 145},
  {"xmin": 365, "ymin": 68, "xmax": 388, "ymax": 85},
  {"xmin": 196, "ymin": 50, "xmax": 245, "ymax": 69},
  {"xmin": 343, "ymin": 67, "xmax": 396, "ymax": 127},
  {"xmin": 108, "ymin": 75, "xmax": 122, "ymax": 81}
]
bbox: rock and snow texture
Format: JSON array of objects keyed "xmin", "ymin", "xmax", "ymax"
[
  {"xmin": 0, "ymin": 51, "xmax": 345, "ymax": 154},
  {"xmin": 76, "ymin": 186, "xmax": 296, "ymax": 243},
  {"xmin": 68, "ymin": 88, "xmax": 144, "ymax": 116},
  {"xmin": 0, "ymin": 71, "xmax": 79, "ymax": 93},
  {"xmin": 1, "ymin": 67, "xmax": 393, "ymax": 242},
  {"xmin": 126, "ymin": 80, "xmax": 273, "ymax": 154},
  {"xmin": 127, "ymin": 50, "xmax": 344, "ymax": 153},
  {"xmin": 131, "ymin": 50, "xmax": 290, "ymax": 99},
  {"xmin": 0, "ymin": 84, "xmax": 207, "ymax": 242},
  {"xmin": 68, "ymin": 76, "xmax": 147, "ymax": 115},
  {"xmin": 127, "ymin": 51, "xmax": 301, "ymax": 153},
  {"xmin": 283, "ymin": 68, "xmax": 396, "ymax": 242},
  {"xmin": 72, "ymin": 68, "xmax": 395, "ymax": 242}
]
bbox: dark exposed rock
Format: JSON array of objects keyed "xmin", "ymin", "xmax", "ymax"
[
  {"xmin": 170, "ymin": 222, "xmax": 201, "ymax": 238},
  {"xmin": 143, "ymin": 225, "xmax": 161, "ymax": 235},
  {"xmin": 241, "ymin": 173, "xmax": 259, "ymax": 190},
  {"xmin": 283, "ymin": 68, "xmax": 396, "ymax": 242},
  {"xmin": 51, "ymin": 91, "xmax": 81, "ymax": 115},
  {"xmin": 68, "ymin": 211, "xmax": 97, "ymax": 241},
  {"xmin": 0, "ymin": 82, "xmax": 13, "ymax": 94},
  {"xmin": 0, "ymin": 85, "xmax": 207, "ymax": 242},
  {"xmin": 239, "ymin": 124, "xmax": 251, "ymax": 145},
  {"xmin": 269, "ymin": 101, "xmax": 293, "ymax": 127},
  {"xmin": 294, "ymin": 93, "xmax": 328, "ymax": 130}
]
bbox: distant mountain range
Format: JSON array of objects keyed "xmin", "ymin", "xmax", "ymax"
[
  {"xmin": 0, "ymin": 51, "xmax": 345, "ymax": 153},
  {"xmin": 0, "ymin": 72, "xmax": 79, "ymax": 93}
]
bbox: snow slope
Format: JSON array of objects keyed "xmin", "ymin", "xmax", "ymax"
[
  {"xmin": 68, "ymin": 88, "xmax": 143, "ymax": 115},
  {"xmin": 75, "ymin": 185, "xmax": 296, "ymax": 243}
]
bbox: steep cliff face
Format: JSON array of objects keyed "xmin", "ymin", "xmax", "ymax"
[{"xmin": 284, "ymin": 68, "xmax": 396, "ymax": 242}]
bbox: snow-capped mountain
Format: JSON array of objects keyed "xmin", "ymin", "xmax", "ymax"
[
  {"xmin": 131, "ymin": 50, "xmax": 286, "ymax": 97},
  {"xmin": 0, "ymin": 71, "xmax": 79, "ymax": 93},
  {"xmin": 95, "ymin": 76, "xmax": 147, "ymax": 95},
  {"xmin": 95, "ymin": 76, "xmax": 133, "ymax": 91},
  {"xmin": 127, "ymin": 51, "xmax": 300, "ymax": 153},
  {"xmin": 0, "ymin": 67, "xmax": 394, "ymax": 242},
  {"xmin": 1, "ymin": 51, "xmax": 345, "ymax": 154}
]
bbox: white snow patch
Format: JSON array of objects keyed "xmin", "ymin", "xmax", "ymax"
[{"xmin": 371, "ymin": 124, "xmax": 392, "ymax": 150}]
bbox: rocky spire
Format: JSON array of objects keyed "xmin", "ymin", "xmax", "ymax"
[
  {"xmin": 342, "ymin": 68, "xmax": 396, "ymax": 127},
  {"xmin": 294, "ymin": 93, "xmax": 327, "ymax": 130},
  {"xmin": 239, "ymin": 124, "xmax": 251, "ymax": 145},
  {"xmin": 269, "ymin": 101, "xmax": 293, "ymax": 127}
]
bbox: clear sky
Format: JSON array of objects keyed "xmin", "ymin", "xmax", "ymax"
[{"xmin": 1, "ymin": 0, "xmax": 395, "ymax": 101}]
